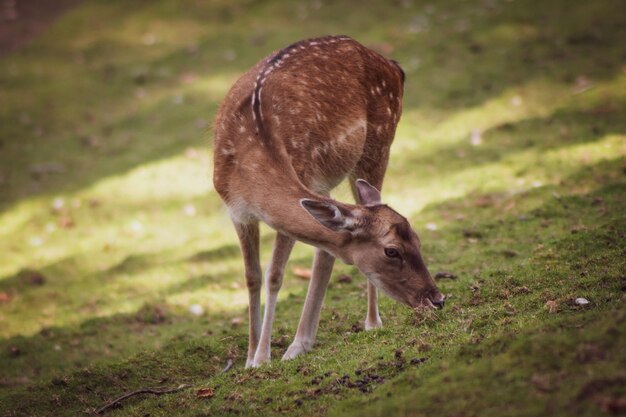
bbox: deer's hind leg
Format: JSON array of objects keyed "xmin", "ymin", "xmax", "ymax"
[
  {"xmin": 234, "ymin": 222, "xmax": 263, "ymax": 368},
  {"xmin": 350, "ymin": 136, "xmax": 393, "ymax": 331}
]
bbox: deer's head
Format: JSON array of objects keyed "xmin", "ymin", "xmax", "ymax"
[{"xmin": 300, "ymin": 180, "xmax": 445, "ymax": 310}]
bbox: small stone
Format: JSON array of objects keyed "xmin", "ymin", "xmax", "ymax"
[
  {"xmin": 183, "ymin": 204, "xmax": 197, "ymax": 217},
  {"xmin": 129, "ymin": 220, "xmax": 143, "ymax": 234},
  {"xmin": 510, "ymin": 95, "xmax": 523, "ymax": 107},
  {"xmin": 52, "ymin": 197, "xmax": 65, "ymax": 211},
  {"xmin": 575, "ymin": 297, "xmax": 590, "ymax": 306},
  {"xmin": 470, "ymin": 128, "xmax": 482, "ymax": 146},
  {"xmin": 189, "ymin": 304, "xmax": 204, "ymax": 316}
]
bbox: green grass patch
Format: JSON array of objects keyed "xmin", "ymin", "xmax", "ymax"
[{"xmin": 0, "ymin": 0, "xmax": 624, "ymax": 415}]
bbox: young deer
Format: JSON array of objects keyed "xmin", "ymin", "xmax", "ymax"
[{"xmin": 213, "ymin": 35, "xmax": 444, "ymax": 368}]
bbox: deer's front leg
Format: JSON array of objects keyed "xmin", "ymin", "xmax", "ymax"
[
  {"xmin": 234, "ymin": 222, "xmax": 262, "ymax": 368},
  {"xmin": 365, "ymin": 282, "xmax": 383, "ymax": 330},
  {"xmin": 283, "ymin": 248, "xmax": 335, "ymax": 360},
  {"xmin": 252, "ymin": 233, "xmax": 295, "ymax": 367}
]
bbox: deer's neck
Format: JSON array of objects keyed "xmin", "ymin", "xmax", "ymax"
[{"xmin": 250, "ymin": 180, "xmax": 353, "ymax": 263}]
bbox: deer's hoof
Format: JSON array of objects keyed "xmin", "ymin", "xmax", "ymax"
[
  {"xmin": 282, "ymin": 342, "xmax": 308, "ymax": 361},
  {"xmin": 364, "ymin": 317, "xmax": 383, "ymax": 331},
  {"xmin": 251, "ymin": 353, "xmax": 271, "ymax": 368}
]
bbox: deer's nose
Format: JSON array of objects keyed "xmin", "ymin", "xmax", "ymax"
[
  {"xmin": 432, "ymin": 298, "xmax": 445, "ymax": 309},
  {"xmin": 430, "ymin": 293, "xmax": 445, "ymax": 309}
]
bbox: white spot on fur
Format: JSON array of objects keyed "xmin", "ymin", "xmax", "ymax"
[{"xmin": 239, "ymin": 126, "xmax": 246, "ymax": 133}]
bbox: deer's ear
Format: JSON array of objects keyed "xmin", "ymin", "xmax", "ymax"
[
  {"xmin": 300, "ymin": 199, "xmax": 355, "ymax": 232},
  {"xmin": 355, "ymin": 179, "xmax": 381, "ymax": 205}
]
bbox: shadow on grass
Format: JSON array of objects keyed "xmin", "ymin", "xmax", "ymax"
[
  {"xmin": 1, "ymin": 0, "xmax": 625, "ymax": 214},
  {"xmin": 0, "ymin": 299, "xmax": 246, "ymax": 389}
]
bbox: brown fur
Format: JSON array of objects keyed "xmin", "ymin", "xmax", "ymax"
[{"xmin": 212, "ymin": 35, "xmax": 443, "ymax": 367}]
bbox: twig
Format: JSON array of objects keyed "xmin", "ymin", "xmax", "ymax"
[
  {"xmin": 222, "ymin": 358, "xmax": 234, "ymax": 373},
  {"xmin": 551, "ymin": 191, "xmax": 568, "ymax": 209},
  {"xmin": 95, "ymin": 384, "xmax": 192, "ymax": 415}
]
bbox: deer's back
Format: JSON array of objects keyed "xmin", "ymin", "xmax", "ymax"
[{"xmin": 214, "ymin": 36, "xmax": 403, "ymax": 201}]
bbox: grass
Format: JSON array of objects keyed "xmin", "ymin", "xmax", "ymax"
[{"xmin": 0, "ymin": 0, "xmax": 624, "ymax": 415}]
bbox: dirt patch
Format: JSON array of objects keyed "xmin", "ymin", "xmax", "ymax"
[{"xmin": 0, "ymin": 0, "xmax": 83, "ymax": 56}]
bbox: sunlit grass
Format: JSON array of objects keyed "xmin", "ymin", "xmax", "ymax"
[{"xmin": 0, "ymin": 0, "xmax": 624, "ymax": 415}]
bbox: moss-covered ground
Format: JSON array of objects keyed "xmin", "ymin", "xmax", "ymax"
[{"xmin": 0, "ymin": 0, "xmax": 624, "ymax": 415}]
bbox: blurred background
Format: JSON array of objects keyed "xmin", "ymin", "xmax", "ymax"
[{"xmin": 0, "ymin": 0, "xmax": 624, "ymax": 415}]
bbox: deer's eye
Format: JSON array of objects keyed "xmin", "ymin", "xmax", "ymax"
[{"xmin": 384, "ymin": 248, "xmax": 400, "ymax": 258}]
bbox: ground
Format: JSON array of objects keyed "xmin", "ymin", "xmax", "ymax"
[{"xmin": 0, "ymin": 0, "xmax": 625, "ymax": 416}]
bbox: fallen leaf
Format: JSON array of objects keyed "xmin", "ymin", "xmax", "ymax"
[
  {"xmin": 20, "ymin": 269, "xmax": 46, "ymax": 286},
  {"xmin": 30, "ymin": 162, "xmax": 65, "ymax": 179},
  {"xmin": 532, "ymin": 373, "xmax": 558, "ymax": 392},
  {"xmin": 0, "ymin": 292, "xmax": 12, "ymax": 303},
  {"xmin": 545, "ymin": 300, "xmax": 559, "ymax": 313},
  {"xmin": 9, "ymin": 346, "xmax": 21, "ymax": 358},
  {"xmin": 572, "ymin": 75, "xmax": 594, "ymax": 94},
  {"xmin": 196, "ymin": 387, "xmax": 214, "ymax": 399},
  {"xmin": 513, "ymin": 286, "xmax": 530, "ymax": 295},
  {"xmin": 595, "ymin": 396, "xmax": 626, "ymax": 413},
  {"xmin": 434, "ymin": 271, "xmax": 457, "ymax": 280},
  {"xmin": 463, "ymin": 229, "xmax": 483, "ymax": 238},
  {"xmin": 337, "ymin": 275, "xmax": 352, "ymax": 283},
  {"xmin": 58, "ymin": 214, "xmax": 74, "ymax": 229},
  {"xmin": 473, "ymin": 195, "xmax": 497, "ymax": 208},
  {"xmin": 292, "ymin": 266, "xmax": 312, "ymax": 280}
]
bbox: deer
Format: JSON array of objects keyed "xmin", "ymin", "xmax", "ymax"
[{"xmin": 213, "ymin": 35, "xmax": 445, "ymax": 368}]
